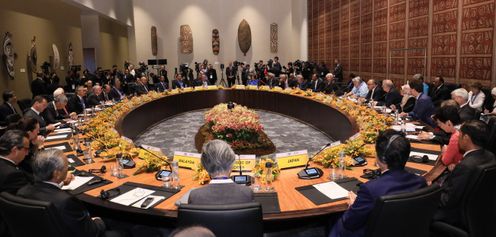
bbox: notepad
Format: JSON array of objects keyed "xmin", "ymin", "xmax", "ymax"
[
  {"xmin": 410, "ymin": 151, "xmax": 438, "ymax": 161},
  {"xmin": 62, "ymin": 176, "xmax": 94, "ymax": 190},
  {"xmin": 312, "ymin": 182, "xmax": 349, "ymax": 200},
  {"xmin": 45, "ymin": 134, "xmax": 69, "ymax": 141},
  {"xmin": 131, "ymin": 195, "xmax": 166, "ymax": 209},
  {"xmin": 45, "ymin": 146, "xmax": 66, "ymax": 151},
  {"xmin": 54, "ymin": 128, "xmax": 72, "ymax": 133},
  {"xmin": 110, "ymin": 187, "xmax": 155, "ymax": 206}
]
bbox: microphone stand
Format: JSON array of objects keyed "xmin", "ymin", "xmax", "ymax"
[
  {"xmin": 298, "ymin": 143, "xmax": 331, "ymax": 179},
  {"xmin": 230, "ymin": 154, "xmax": 253, "ymax": 185}
]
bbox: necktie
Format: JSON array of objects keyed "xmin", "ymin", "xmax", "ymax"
[
  {"xmin": 80, "ymin": 97, "xmax": 85, "ymax": 110},
  {"xmin": 8, "ymin": 103, "xmax": 17, "ymax": 114}
]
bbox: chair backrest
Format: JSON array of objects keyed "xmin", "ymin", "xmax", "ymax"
[
  {"xmin": 0, "ymin": 192, "xmax": 66, "ymax": 237},
  {"xmin": 463, "ymin": 162, "xmax": 496, "ymax": 237},
  {"xmin": 16, "ymin": 99, "xmax": 32, "ymax": 115},
  {"xmin": 178, "ymin": 202, "xmax": 263, "ymax": 237},
  {"xmin": 366, "ymin": 184, "xmax": 442, "ymax": 237},
  {"xmin": 486, "ymin": 116, "xmax": 496, "ymax": 155}
]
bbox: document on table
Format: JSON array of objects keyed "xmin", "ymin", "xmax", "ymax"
[
  {"xmin": 131, "ymin": 195, "xmax": 165, "ymax": 209},
  {"xmin": 45, "ymin": 134, "xmax": 69, "ymax": 141},
  {"xmin": 45, "ymin": 145, "xmax": 66, "ymax": 151},
  {"xmin": 410, "ymin": 151, "xmax": 438, "ymax": 161},
  {"xmin": 110, "ymin": 187, "xmax": 155, "ymax": 206},
  {"xmin": 313, "ymin": 182, "xmax": 349, "ymax": 199},
  {"xmin": 54, "ymin": 128, "xmax": 72, "ymax": 133},
  {"xmin": 62, "ymin": 176, "xmax": 94, "ymax": 190}
]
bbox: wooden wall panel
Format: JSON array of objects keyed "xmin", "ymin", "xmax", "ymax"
[{"xmin": 308, "ymin": 0, "xmax": 496, "ymax": 87}]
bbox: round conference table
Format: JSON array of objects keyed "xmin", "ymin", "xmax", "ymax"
[{"xmin": 45, "ymin": 89, "xmax": 439, "ymax": 223}]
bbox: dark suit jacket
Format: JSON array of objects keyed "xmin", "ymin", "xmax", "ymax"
[
  {"xmin": 459, "ymin": 104, "xmax": 478, "ymax": 122},
  {"xmin": 435, "ymin": 149, "xmax": 496, "ymax": 227},
  {"xmin": 154, "ymin": 81, "xmax": 169, "ymax": 92},
  {"xmin": 322, "ymin": 81, "xmax": 338, "ymax": 94},
  {"xmin": 17, "ymin": 182, "xmax": 105, "ymax": 237},
  {"xmin": 188, "ymin": 182, "xmax": 254, "ymax": 205},
  {"xmin": 430, "ymin": 84, "xmax": 451, "ymax": 107},
  {"xmin": 86, "ymin": 93, "xmax": 105, "ymax": 107},
  {"xmin": 0, "ymin": 159, "xmax": 30, "ymax": 194},
  {"xmin": 109, "ymin": 87, "xmax": 125, "ymax": 101},
  {"xmin": 68, "ymin": 95, "xmax": 87, "ymax": 114},
  {"xmin": 331, "ymin": 169, "xmax": 426, "ymax": 237},
  {"xmin": 409, "ymin": 93, "xmax": 436, "ymax": 127},
  {"xmin": 309, "ymin": 79, "xmax": 324, "ymax": 92},
  {"xmin": 42, "ymin": 102, "xmax": 66, "ymax": 124},
  {"xmin": 206, "ymin": 69, "xmax": 217, "ymax": 85},
  {"xmin": 172, "ymin": 80, "xmax": 186, "ymax": 89},
  {"xmin": 365, "ymin": 86, "xmax": 385, "ymax": 103},
  {"xmin": 134, "ymin": 83, "xmax": 149, "ymax": 96},
  {"xmin": 0, "ymin": 103, "xmax": 18, "ymax": 126},
  {"xmin": 378, "ymin": 89, "xmax": 402, "ymax": 108},
  {"xmin": 24, "ymin": 108, "xmax": 49, "ymax": 136},
  {"xmin": 401, "ymin": 97, "xmax": 416, "ymax": 113},
  {"xmin": 30, "ymin": 78, "xmax": 47, "ymax": 98}
]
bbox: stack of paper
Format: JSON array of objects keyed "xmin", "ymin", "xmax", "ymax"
[
  {"xmin": 62, "ymin": 176, "xmax": 94, "ymax": 190},
  {"xmin": 313, "ymin": 182, "xmax": 349, "ymax": 199},
  {"xmin": 110, "ymin": 187, "xmax": 155, "ymax": 206}
]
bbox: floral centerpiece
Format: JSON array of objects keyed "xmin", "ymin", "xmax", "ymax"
[{"xmin": 196, "ymin": 103, "xmax": 276, "ymax": 155}]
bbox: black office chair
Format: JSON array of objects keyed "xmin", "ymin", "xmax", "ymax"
[
  {"xmin": 177, "ymin": 202, "xmax": 263, "ymax": 237},
  {"xmin": 365, "ymin": 184, "xmax": 442, "ymax": 237},
  {"xmin": 431, "ymin": 163, "xmax": 496, "ymax": 237},
  {"xmin": 486, "ymin": 115, "xmax": 496, "ymax": 155},
  {"xmin": 0, "ymin": 192, "xmax": 66, "ymax": 236},
  {"xmin": 17, "ymin": 98, "xmax": 32, "ymax": 115}
]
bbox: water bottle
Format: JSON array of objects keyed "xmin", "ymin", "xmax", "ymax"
[
  {"xmin": 394, "ymin": 110, "xmax": 399, "ymax": 124},
  {"xmin": 170, "ymin": 161, "xmax": 180, "ymax": 189},
  {"xmin": 338, "ymin": 151, "xmax": 345, "ymax": 179},
  {"xmin": 401, "ymin": 120, "xmax": 406, "ymax": 133},
  {"xmin": 264, "ymin": 162, "xmax": 274, "ymax": 191}
]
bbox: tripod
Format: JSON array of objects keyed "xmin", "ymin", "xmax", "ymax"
[{"xmin": 219, "ymin": 68, "xmax": 228, "ymax": 87}]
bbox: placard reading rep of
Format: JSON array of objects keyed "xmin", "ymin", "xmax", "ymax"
[{"xmin": 232, "ymin": 154, "xmax": 256, "ymax": 171}]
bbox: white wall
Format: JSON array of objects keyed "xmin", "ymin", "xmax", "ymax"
[
  {"xmin": 65, "ymin": 0, "xmax": 134, "ymax": 26},
  {"xmin": 132, "ymin": 0, "xmax": 307, "ymax": 76}
]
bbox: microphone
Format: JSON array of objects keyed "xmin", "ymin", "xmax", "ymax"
[
  {"xmin": 230, "ymin": 154, "xmax": 253, "ymax": 186},
  {"xmin": 298, "ymin": 143, "xmax": 331, "ymax": 180},
  {"xmin": 138, "ymin": 145, "xmax": 171, "ymax": 169}
]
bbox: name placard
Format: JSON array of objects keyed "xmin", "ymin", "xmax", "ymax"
[
  {"xmin": 246, "ymin": 85, "xmax": 258, "ymax": 90},
  {"xmin": 182, "ymin": 87, "xmax": 193, "ymax": 92},
  {"xmin": 275, "ymin": 150, "xmax": 309, "ymax": 169},
  {"xmin": 173, "ymin": 151, "xmax": 201, "ymax": 169},
  {"xmin": 206, "ymin": 85, "xmax": 218, "ymax": 90},
  {"xmin": 233, "ymin": 85, "xmax": 246, "ymax": 90},
  {"xmin": 349, "ymin": 133, "xmax": 361, "ymax": 140},
  {"xmin": 232, "ymin": 155, "xmax": 256, "ymax": 171},
  {"xmin": 330, "ymin": 141, "xmax": 342, "ymax": 148},
  {"xmin": 120, "ymin": 136, "xmax": 133, "ymax": 144}
]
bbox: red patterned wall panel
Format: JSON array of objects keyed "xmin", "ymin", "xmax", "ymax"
[
  {"xmin": 461, "ymin": 31, "xmax": 493, "ymax": 55},
  {"xmin": 463, "ymin": 0, "xmax": 493, "ymax": 6},
  {"xmin": 374, "ymin": 0, "xmax": 388, "ymax": 10},
  {"xmin": 390, "ymin": 58, "xmax": 405, "ymax": 74},
  {"xmin": 408, "ymin": 0, "xmax": 429, "ymax": 18},
  {"xmin": 374, "ymin": 9, "xmax": 388, "ymax": 25},
  {"xmin": 374, "ymin": 59, "xmax": 387, "ymax": 73},
  {"xmin": 361, "ymin": 13, "xmax": 373, "ymax": 29},
  {"xmin": 408, "ymin": 17, "xmax": 429, "ymax": 38},
  {"xmin": 407, "ymin": 58, "xmax": 426, "ymax": 75},
  {"xmin": 432, "ymin": 35, "xmax": 457, "ymax": 55},
  {"xmin": 462, "ymin": 3, "xmax": 494, "ymax": 31},
  {"xmin": 408, "ymin": 38, "xmax": 428, "ymax": 56},
  {"xmin": 389, "ymin": 22, "xmax": 406, "ymax": 40},
  {"xmin": 460, "ymin": 57, "xmax": 492, "ymax": 81},
  {"xmin": 361, "ymin": 59, "xmax": 372, "ymax": 73},
  {"xmin": 350, "ymin": 0, "xmax": 360, "ymax": 15},
  {"xmin": 433, "ymin": 0, "xmax": 458, "ymax": 12},
  {"xmin": 432, "ymin": 57, "xmax": 457, "ymax": 78},
  {"xmin": 350, "ymin": 42, "xmax": 360, "ymax": 58},
  {"xmin": 351, "ymin": 17, "xmax": 360, "ymax": 31},
  {"xmin": 374, "ymin": 26, "xmax": 388, "ymax": 41},
  {"xmin": 432, "ymin": 10, "xmax": 458, "ymax": 34},
  {"xmin": 390, "ymin": 40, "xmax": 405, "ymax": 57},
  {"xmin": 361, "ymin": 43, "xmax": 372, "ymax": 58},
  {"xmin": 350, "ymin": 59, "xmax": 360, "ymax": 72},
  {"xmin": 350, "ymin": 31, "xmax": 360, "ymax": 45},
  {"xmin": 362, "ymin": 0, "xmax": 373, "ymax": 14},
  {"xmin": 389, "ymin": 3, "xmax": 406, "ymax": 23},
  {"xmin": 374, "ymin": 42, "xmax": 387, "ymax": 58}
]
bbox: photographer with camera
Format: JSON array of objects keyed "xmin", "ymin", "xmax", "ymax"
[{"xmin": 226, "ymin": 62, "xmax": 236, "ymax": 87}]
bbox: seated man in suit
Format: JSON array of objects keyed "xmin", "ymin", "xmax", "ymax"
[
  {"xmin": 277, "ymin": 74, "xmax": 290, "ymax": 89},
  {"xmin": 296, "ymin": 74, "xmax": 309, "ymax": 90},
  {"xmin": 451, "ymin": 88, "xmax": 478, "ymax": 122},
  {"xmin": 109, "ymin": 78, "xmax": 126, "ymax": 102},
  {"xmin": 400, "ymin": 79, "xmax": 436, "ymax": 127},
  {"xmin": 87, "ymin": 85, "xmax": 105, "ymax": 107},
  {"xmin": 0, "ymin": 130, "xmax": 31, "ymax": 194},
  {"xmin": 172, "ymin": 74, "xmax": 187, "ymax": 89},
  {"xmin": 322, "ymin": 73, "xmax": 339, "ymax": 94},
  {"xmin": 135, "ymin": 76, "xmax": 150, "ymax": 96},
  {"xmin": 155, "ymin": 75, "xmax": 169, "ymax": 92},
  {"xmin": 193, "ymin": 73, "xmax": 210, "ymax": 87},
  {"xmin": 309, "ymin": 73, "xmax": 323, "ymax": 92},
  {"xmin": 42, "ymin": 94, "xmax": 75, "ymax": 124},
  {"xmin": 434, "ymin": 120, "xmax": 496, "ymax": 227},
  {"xmin": 329, "ymin": 129, "xmax": 427, "ymax": 237},
  {"xmin": 24, "ymin": 96, "xmax": 55, "ymax": 136},
  {"xmin": 68, "ymin": 86, "xmax": 88, "ymax": 114},
  {"xmin": 430, "ymin": 76, "xmax": 451, "ymax": 107},
  {"xmin": 188, "ymin": 140, "xmax": 253, "ymax": 205},
  {"xmin": 17, "ymin": 149, "xmax": 120, "ymax": 237},
  {"xmin": 0, "ymin": 90, "xmax": 19, "ymax": 126},
  {"xmin": 362, "ymin": 79, "xmax": 384, "ymax": 104},
  {"xmin": 378, "ymin": 80, "xmax": 402, "ymax": 109},
  {"xmin": 346, "ymin": 76, "xmax": 369, "ymax": 98}
]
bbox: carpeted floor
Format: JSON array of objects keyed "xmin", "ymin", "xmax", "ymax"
[{"xmin": 135, "ymin": 109, "xmax": 334, "ymax": 157}]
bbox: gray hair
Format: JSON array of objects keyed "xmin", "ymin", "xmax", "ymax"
[
  {"xmin": 296, "ymin": 74, "xmax": 304, "ymax": 80},
  {"xmin": 201, "ymin": 140, "xmax": 235, "ymax": 177},
  {"xmin": 32, "ymin": 149, "xmax": 66, "ymax": 182},
  {"xmin": 352, "ymin": 76, "xmax": 362, "ymax": 83},
  {"xmin": 170, "ymin": 226, "xmax": 216, "ymax": 237},
  {"xmin": 451, "ymin": 88, "xmax": 469, "ymax": 101},
  {"xmin": 53, "ymin": 88, "xmax": 64, "ymax": 98},
  {"xmin": 326, "ymin": 73, "xmax": 334, "ymax": 79},
  {"xmin": 413, "ymin": 74, "xmax": 424, "ymax": 81},
  {"xmin": 54, "ymin": 94, "xmax": 68, "ymax": 104},
  {"xmin": 383, "ymin": 80, "xmax": 394, "ymax": 88}
]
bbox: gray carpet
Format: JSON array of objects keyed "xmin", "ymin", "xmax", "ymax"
[{"xmin": 135, "ymin": 109, "xmax": 333, "ymax": 157}]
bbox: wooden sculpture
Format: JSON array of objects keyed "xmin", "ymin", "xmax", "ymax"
[
  {"xmin": 238, "ymin": 19, "xmax": 251, "ymax": 56},
  {"xmin": 270, "ymin": 23, "xmax": 278, "ymax": 53},
  {"xmin": 151, "ymin": 26, "xmax": 158, "ymax": 56},
  {"xmin": 212, "ymin": 29, "xmax": 220, "ymax": 55},
  {"xmin": 180, "ymin": 25, "xmax": 193, "ymax": 54}
]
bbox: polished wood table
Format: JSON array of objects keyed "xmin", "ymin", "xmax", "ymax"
[{"xmin": 45, "ymin": 89, "xmax": 439, "ymax": 222}]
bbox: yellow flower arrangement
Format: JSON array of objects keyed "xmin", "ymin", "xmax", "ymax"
[{"xmin": 252, "ymin": 158, "xmax": 280, "ymax": 184}]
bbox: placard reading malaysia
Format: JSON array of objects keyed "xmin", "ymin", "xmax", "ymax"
[
  {"xmin": 275, "ymin": 150, "xmax": 309, "ymax": 169},
  {"xmin": 173, "ymin": 151, "xmax": 201, "ymax": 169}
]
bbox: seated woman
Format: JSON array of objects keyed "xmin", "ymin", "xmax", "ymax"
[
  {"xmin": 188, "ymin": 140, "xmax": 253, "ymax": 205},
  {"xmin": 399, "ymin": 84, "xmax": 416, "ymax": 113},
  {"xmin": 432, "ymin": 104, "xmax": 463, "ymax": 169},
  {"xmin": 329, "ymin": 129, "xmax": 426, "ymax": 237}
]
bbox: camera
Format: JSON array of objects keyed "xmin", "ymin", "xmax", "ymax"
[{"xmin": 70, "ymin": 65, "xmax": 81, "ymax": 72}]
